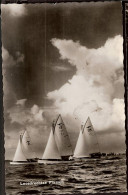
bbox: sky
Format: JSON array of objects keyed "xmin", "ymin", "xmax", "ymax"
[{"xmin": 2, "ymin": 2, "xmax": 126, "ymax": 160}]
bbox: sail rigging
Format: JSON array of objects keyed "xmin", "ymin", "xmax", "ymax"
[
  {"xmin": 13, "ymin": 135, "xmax": 27, "ymax": 162},
  {"xmin": 42, "ymin": 128, "xmax": 61, "ymax": 160},
  {"xmin": 74, "ymin": 117, "xmax": 100, "ymax": 158},
  {"xmin": 12, "ymin": 129, "xmax": 35, "ymax": 162},
  {"xmin": 73, "ymin": 125, "xmax": 90, "ymax": 158},
  {"xmin": 83, "ymin": 117, "xmax": 100, "ymax": 154},
  {"xmin": 21, "ymin": 130, "xmax": 35, "ymax": 159},
  {"xmin": 54, "ymin": 115, "xmax": 73, "ymax": 157}
]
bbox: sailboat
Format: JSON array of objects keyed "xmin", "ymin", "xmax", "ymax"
[
  {"xmin": 38, "ymin": 127, "xmax": 62, "ymax": 164},
  {"xmin": 38, "ymin": 115, "xmax": 73, "ymax": 164},
  {"xmin": 10, "ymin": 129, "xmax": 37, "ymax": 165},
  {"xmin": 54, "ymin": 114, "xmax": 73, "ymax": 160},
  {"xmin": 73, "ymin": 117, "xmax": 101, "ymax": 159}
]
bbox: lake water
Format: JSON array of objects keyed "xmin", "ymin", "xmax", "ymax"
[{"xmin": 5, "ymin": 154, "xmax": 127, "ymax": 194}]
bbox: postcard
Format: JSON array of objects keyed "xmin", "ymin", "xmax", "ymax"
[{"xmin": 1, "ymin": 1, "xmax": 127, "ymax": 194}]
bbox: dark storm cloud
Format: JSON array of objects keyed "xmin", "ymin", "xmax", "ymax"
[{"xmin": 2, "ymin": 2, "xmax": 122, "ymax": 108}]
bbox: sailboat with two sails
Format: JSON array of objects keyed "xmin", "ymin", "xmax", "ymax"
[
  {"xmin": 73, "ymin": 117, "xmax": 101, "ymax": 159},
  {"xmin": 10, "ymin": 129, "xmax": 37, "ymax": 165},
  {"xmin": 38, "ymin": 115, "xmax": 73, "ymax": 164}
]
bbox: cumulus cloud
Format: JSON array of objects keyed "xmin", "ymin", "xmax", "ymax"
[
  {"xmin": 8, "ymin": 101, "xmax": 44, "ymax": 125},
  {"xmin": 2, "ymin": 4, "xmax": 27, "ymax": 17},
  {"xmin": 51, "ymin": 37, "xmax": 124, "ymax": 106},
  {"xmin": 51, "ymin": 36, "xmax": 123, "ymax": 73},
  {"xmin": 49, "ymin": 35, "xmax": 125, "ymax": 135},
  {"xmin": 51, "ymin": 35, "xmax": 123, "ymax": 85}
]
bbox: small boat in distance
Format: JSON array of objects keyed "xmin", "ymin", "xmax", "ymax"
[
  {"xmin": 73, "ymin": 117, "xmax": 101, "ymax": 159},
  {"xmin": 38, "ymin": 115, "xmax": 73, "ymax": 164},
  {"xmin": 10, "ymin": 129, "xmax": 37, "ymax": 165}
]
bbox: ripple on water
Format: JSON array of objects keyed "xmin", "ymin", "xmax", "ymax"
[
  {"xmin": 5, "ymin": 155, "xmax": 127, "ymax": 194},
  {"xmin": 18, "ymin": 190, "xmax": 40, "ymax": 194},
  {"xmin": 23, "ymin": 174, "xmax": 49, "ymax": 179}
]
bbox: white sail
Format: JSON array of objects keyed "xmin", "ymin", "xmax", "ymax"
[
  {"xmin": 13, "ymin": 136, "xmax": 27, "ymax": 162},
  {"xmin": 83, "ymin": 117, "xmax": 100, "ymax": 154},
  {"xmin": 21, "ymin": 130, "xmax": 35, "ymax": 159},
  {"xmin": 54, "ymin": 115, "xmax": 73, "ymax": 156},
  {"xmin": 42, "ymin": 128, "xmax": 61, "ymax": 160},
  {"xmin": 73, "ymin": 126, "xmax": 90, "ymax": 158}
]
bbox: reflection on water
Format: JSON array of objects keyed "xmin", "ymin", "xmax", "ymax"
[{"xmin": 5, "ymin": 154, "xmax": 127, "ymax": 194}]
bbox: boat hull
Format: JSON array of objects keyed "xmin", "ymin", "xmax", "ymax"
[
  {"xmin": 73, "ymin": 153, "xmax": 101, "ymax": 161},
  {"xmin": 10, "ymin": 161, "xmax": 38, "ymax": 165},
  {"xmin": 90, "ymin": 153, "xmax": 101, "ymax": 158}
]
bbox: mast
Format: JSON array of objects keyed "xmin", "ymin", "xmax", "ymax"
[
  {"xmin": 54, "ymin": 114, "xmax": 73, "ymax": 157},
  {"xmin": 42, "ymin": 127, "xmax": 61, "ymax": 160}
]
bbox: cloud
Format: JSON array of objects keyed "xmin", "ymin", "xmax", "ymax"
[
  {"xmin": 2, "ymin": 46, "xmax": 24, "ymax": 68},
  {"xmin": 2, "ymin": 46, "xmax": 15, "ymax": 68},
  {"xmin": 2, "ymin": 47, "xmax": 16, "ymax": 109},
  {"xmin": 51, "ymin": 36, "xmax": 123, "ymax": 71},
  {"xmin": 49, "ymin": 35, "xmax": 125, "ymax": 135},
  {"xmin": 8, "ymin": 101, "xmax": 44, "ymax": 125},
  {"xmin": 51, "ymin": 36, "xmax": 123, "ymax": 76},
  {"xmin": 52, "ymin": 36, "xmax": 124, "ymax": 99},
  {"xmin": 31, "ymin": 104, "xmax": 44, "ymax": 122},
  {"xmin": 2, "ymin": 47, "xmax": 25, "ymax": 109},
  {"xmin": 111, "ymin": 98, "xmax": 125, "ymax": 126},
  {"xmin": 16, "ymin": 99, "xmax": 27, "ymax": 106},
  {"xmin": 2, "ymin": 4, "xmax": 27, "ymax": 17},
  {"xmin": 51, "ymin": 65, "xmax": 72, "ymax": 72},
  {"xmin": 15, "ymin": 51, "xmax": 24, "ymax": 63}
]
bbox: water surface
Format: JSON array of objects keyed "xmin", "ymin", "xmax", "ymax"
[{"xmin": 5, "ymin": 154, "xmax": 127, "ymax": 194}]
